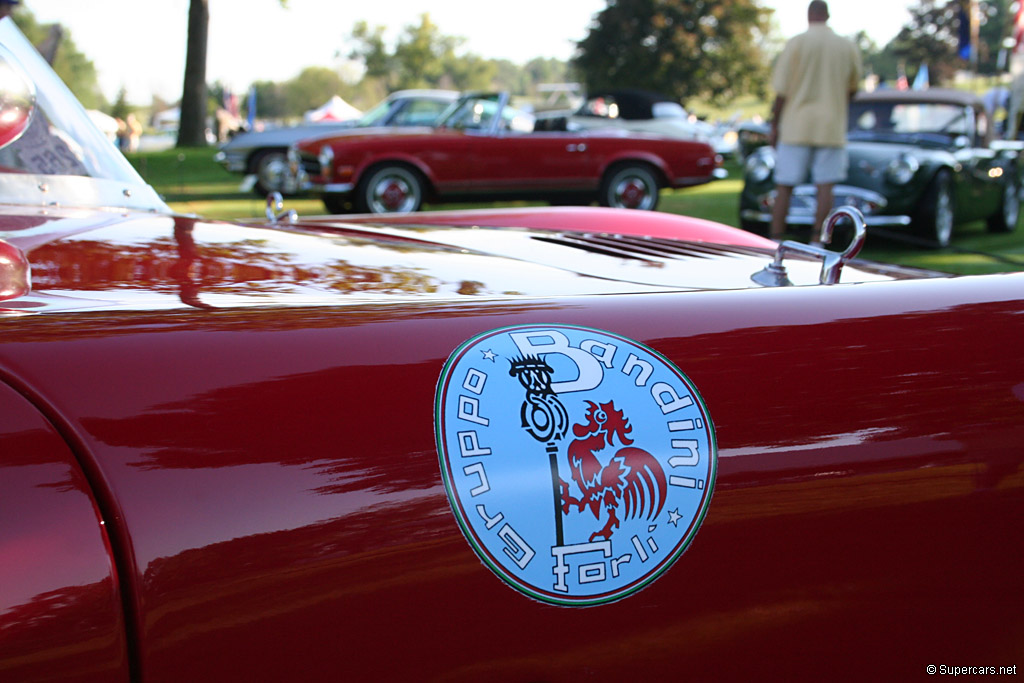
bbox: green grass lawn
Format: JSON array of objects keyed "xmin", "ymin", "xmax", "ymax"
[{"xmin": 126, "ymin": 147, "xmax": 1024, "ymax": 276}]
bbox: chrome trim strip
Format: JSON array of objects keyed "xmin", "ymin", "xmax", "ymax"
[
  {"xmin": 310, "ymin": 182, "xmax": 355, "ymax": 193},
  {"xmin": 0, "ymin": 174, "xmax": 169, "ymax": 213}
]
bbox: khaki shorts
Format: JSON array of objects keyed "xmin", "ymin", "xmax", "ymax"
[{"xmin": 774, "ymin": 144, "xmax": 848, "ymax": 186}]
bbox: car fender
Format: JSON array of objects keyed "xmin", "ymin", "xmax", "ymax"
[
  {"xmin": 0, "ymin": 377, "xmax": 131, "ymax": 681},
  {"xmin": 339, "ymin": 151, "xmax": 438, "ymax": 196},
  {"xmin": 597, "ymin": 150, "xmax": 674, "ymax": 185}
]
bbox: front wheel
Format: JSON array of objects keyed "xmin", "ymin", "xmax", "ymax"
[
  {"xmin": 355, "ymin": 164, "xmax": 424, "ymax": 214},
  {"xmin": 986, "ymin": 172, "xmax": 1020, "ymax": 233},
  {"xmin": 599, "ymin": 164, "xmax": 660, "ymax": 211},
  {"xmin": 250, "ymin": 150, "xmax": 291, "ymax": 196},
  {"xmin": 915, "ymin": 170, "xmax": 954, "ymax": 247}
]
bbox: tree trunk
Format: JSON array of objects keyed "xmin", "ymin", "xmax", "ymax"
[{"xmin": 177, "ymin": 0, "xmax": 209, "ymax": 147}]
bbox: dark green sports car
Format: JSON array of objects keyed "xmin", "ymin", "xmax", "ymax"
[{"xmin": 739, "ymin": 89, "xmax": 1023, "ymax": 247}]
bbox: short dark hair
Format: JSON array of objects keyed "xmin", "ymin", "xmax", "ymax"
[{"xmin": 809, "ymin": 0, "xmax": 829, "ymax": 21}]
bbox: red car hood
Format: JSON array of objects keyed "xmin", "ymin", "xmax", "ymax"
[{"xmin": 0, "ymin": 206, "xmax": 930, "ymax": 315}]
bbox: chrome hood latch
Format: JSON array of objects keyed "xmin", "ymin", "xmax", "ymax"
[
  {"xmin": 752, "ymin": 207, "xmax": 867, "ymax": 287},
  {"xmin": 266, "ymin": 192, "xmax": 298, "ymax": 225}
]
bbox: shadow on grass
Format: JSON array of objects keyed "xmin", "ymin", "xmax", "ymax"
[{"xmin": 161, "ymin": 192, "xmax": 257, "ymax": 202}]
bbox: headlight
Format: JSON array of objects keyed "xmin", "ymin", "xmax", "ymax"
[
  {"xmin": 745, "ymin": 152, "xmax": 774, "ymax": 183},
  {"xmin": 886, "ymin": 154, "xmax": 919, "ymax": 185},
  {"xmin": 318, "ymin": 145, "xmax": 334, "ymax": 175}
]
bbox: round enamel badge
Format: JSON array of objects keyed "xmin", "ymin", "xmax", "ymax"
[{"xmin": 435, "ymin": 324, "xmax": 716, "ymax": 606}]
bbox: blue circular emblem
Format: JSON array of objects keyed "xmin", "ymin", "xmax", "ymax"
[{"xmin": 435, "ymin": 324, "xmax": 716, "ymax": 606}]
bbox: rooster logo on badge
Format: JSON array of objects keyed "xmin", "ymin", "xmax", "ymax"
[{"xmin": 562, "ymin": 400, "xmax": 667, "ymax": 542}]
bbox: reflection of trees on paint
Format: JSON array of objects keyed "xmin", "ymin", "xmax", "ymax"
[
  {"xmin": 80, "ymin": 355, "xmax": 446, "ymax": 495},
  {"xmin": 0, "ymin": 578, "xmax": 123, "ymax": 681},
  {"xmin": 29, "ymin": 236, "xmax": 442, "ymax": 298}
]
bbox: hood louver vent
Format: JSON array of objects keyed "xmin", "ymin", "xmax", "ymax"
[{"xmin": 531, "ymin": 233, "xmax": 771, "ymax": 263}]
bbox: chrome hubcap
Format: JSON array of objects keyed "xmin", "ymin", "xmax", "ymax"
[
  {"xmin": 369, "ymin": 173, "xmax": 418, "ymax": 213},
  {"xmin": 614, "ymin": 176, "xmax": 652, "ymax": 210}
]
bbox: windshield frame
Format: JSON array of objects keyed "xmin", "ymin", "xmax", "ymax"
[{"xmin": 0, "ymin": 18, "xmax": 168, "ymax": 213}]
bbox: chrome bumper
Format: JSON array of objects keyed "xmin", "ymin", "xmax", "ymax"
[
  {"xmin": 743, "ymin": 184, "xmax": 913, "ymax": 227},
  {"xmin": 213, "ymin": 150, "xmax": 246, "ymax": 173},
  {"xmin": 740, "ymin": 209, "xmax": 912, "ymax": 227},
  {"xmin": 307, "ymin": 182, "xmax": 355, "ymax": 194}
]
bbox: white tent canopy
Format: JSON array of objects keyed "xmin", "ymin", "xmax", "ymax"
[{"xmin": 303, "ymin": 95, "xmax": 361, "ymax": 123}]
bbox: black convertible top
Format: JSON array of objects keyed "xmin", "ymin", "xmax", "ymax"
[
  {"xmin": 854, "ymin": 88, "xmax": 983, "ymax": 108},
  {"xmin": 581, "ymin": 89, "xmax": 677, "ymax": 120}
]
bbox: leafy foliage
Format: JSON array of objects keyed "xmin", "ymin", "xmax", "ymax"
[
  {"xmin": 572, "ymin": 0, "xmax": 772, "ymax": 106},
  {"xmin": 349, "ymin": 13, "xmax": 500, "ymax": 91},
  {"xmin": 874, "ymin": 0, "xmax": 1012, "ymax": 85},
  {"xmin": 11, "ymin": 7, "xmax": 106, "ymax": 109}
]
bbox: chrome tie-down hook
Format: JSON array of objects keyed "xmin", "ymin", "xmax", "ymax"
[
  {"xmin": 751, "ymin": 206, "xmax": 867, "ymax": 287},
  {"xmin": 265, "ymin": 192, "xmax": 298, "ymax": 225}
]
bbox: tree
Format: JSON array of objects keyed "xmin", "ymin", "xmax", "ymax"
[
  {"xmin": 392, "ymin": 14, "xmax": 462, "ymax": 89},
  {"xmin": 284, "ymin": 67, "xmax": 349, "ymax": 115},
  {"xmin": 11, "ymin": 8, "xmax": 106, "ymax": 110},
  {"xmin": 882, "ymin": 0, "xmax": 1012, "ymax": 85},
  {"xmin": 347, "ymin": 14, "xmax": 504, "ymax": 92},
  {"xmin": 573, "ymin": 0, "xmax": 772, "ymax": 106},
  {"xmin": 349, "ymin": 21, "xmax": 394, "ymax": 82},
  {"xmin": 177, "ymin": 0, "xmax": 289, "ymax": 147},
  {"xmin": 177, "ymin": 0, "xmax": 209, "ymax": 147}
]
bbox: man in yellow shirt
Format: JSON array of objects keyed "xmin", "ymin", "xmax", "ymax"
[{"xmin": 769, "ymin": 0, "xmax": 862, "ymax": 241}]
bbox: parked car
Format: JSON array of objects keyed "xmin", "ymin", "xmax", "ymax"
[
  {"xmin": 1, "ymin": 19, "xmax": 1023, "ymax": 682},
  {"xmin": 739, "ymin": 89, "xmax": 1023, "ymax": 246},
  {"xmin": 534, "ymin": 89, "xmax": 738, "ymax": 156},
  {"xmin": 213, "ymin": 89, "xmax": 457, "ymax": 196},
  {"xmin": 290, "ymin": 91, "xmax": 725, "ymax": 214}
]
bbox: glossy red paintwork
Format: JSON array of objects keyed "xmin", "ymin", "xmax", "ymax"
[
  {"xmin": 0, "ymin": 381, "xmax": 129, "ymax": 682},
  {"xmin": 1, "ymin": 205, "xmax": 1022, "ymax": 681}
]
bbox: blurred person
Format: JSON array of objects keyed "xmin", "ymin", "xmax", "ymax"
[
  {"xmin": 769, "ymin": 0, "xmax": 861, "ymax": 242},
  {"xmin": 126, "ymin": 113, "xmax": 142, "ymax": 153},
  {"xmin": 0, "ymin": 0, "xmax": 18, "ymax": 20}
]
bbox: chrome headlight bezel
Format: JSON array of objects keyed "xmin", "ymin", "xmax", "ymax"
[
  {"xmin": 745, "ymin": 151, "xmax": 775, "ymax": 183},
  {"xmin": 318, "ymin": 145, "xmax": 335, "ymax": 176},
  {"xmin": 886, "ymin": 154, "xmax": 920, "ymax": 185}
]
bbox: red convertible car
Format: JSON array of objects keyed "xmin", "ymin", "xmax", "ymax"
[
  {"xmin": 290, "ymin": 91, "xmax": 725, "ymax": 214},
  {"xmin": 1, "ymin": 19, "xmax": 1022, "ymax": 682}
]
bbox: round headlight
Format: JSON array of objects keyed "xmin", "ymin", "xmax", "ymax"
[
  {"xmin": 886, "ymin": 154, "xmax": 920, "ymax": 185},
  {"xmin": 318, "ymin": 145, "xmax": 334, "ymax": 175},
  {"xmin": 745, "ymin": 151, "xmax": 774, "ymax": 183}
]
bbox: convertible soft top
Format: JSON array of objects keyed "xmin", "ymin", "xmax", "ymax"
[{"xmin": 854, "ymin": 87, "xmax": 983, "ymax": 108}]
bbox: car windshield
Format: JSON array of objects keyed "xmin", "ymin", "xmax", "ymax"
[
  {"xmin": 354, "ymin": 98, "xmax": 395, "ymax": 127},
  {"xmin": 849, "ymin": 101, "xmax": 970, "ymax": 137},
  {"xmin": 438, "ymin": 94, "xmax": 504, "ymax": 130},
  {"xmin": 0, "ymin": 18, "xmax": 167, "ymax": 213},
  {"xmin": 436, "ymin": 93, "xmax": 534, "ymax": 133}
]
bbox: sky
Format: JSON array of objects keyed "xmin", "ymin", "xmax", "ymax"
[{"xmin": 25, "ymin": 0, "xmax": 919, "ymax": 105}]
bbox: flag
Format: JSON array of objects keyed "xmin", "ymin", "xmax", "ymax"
[
  {"xmin": 247, "ymin": 86, "xmax": 256, "ymax": 130},
  {"xmin": 959, "ymin": 5, "xmax": 971, "ymax": 60},
  {"xmin": 912, "ymin": 64, "xmax": 929, "ymax": 90}
]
